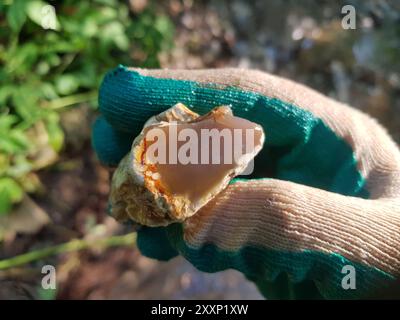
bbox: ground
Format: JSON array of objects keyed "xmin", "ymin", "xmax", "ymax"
[{"xmin": 1, "ymin": 0, "xmax": 399, "ymax": 299}]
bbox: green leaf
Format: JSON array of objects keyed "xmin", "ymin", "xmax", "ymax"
[
  {"xmin": 0, "ymin": 139, "xmax": 21, "ymax": 154},
  {"xmin": 6, "ymin": 42, "xmax": 39, "ymax": 74},
  {"xmin": 0, "ymin": 192, "xmax": 13, "ymax": 215},
  {"xmin": 55, "ymin": 74, "xmax": 80, "ymax": 95},
  {"xmin": 102, "ymin": 21, "xmax": 129, "ymax": 50},
  {"xmin": 0, "ymin": 117, "xmax": 30, "ymax": 154},
  {"xmin": 36, "ymin": 61, "xmax": 50, "ymax": 75},
  {"xmin": 0, "ymin": 86, "xmax": 15, "ymax": 105},
  {"xmin": 0, "ymin": 178, "xmax": 24, "ymax": 215},
  {"xmin": 94, "ymin": 0, "xmax": 118, "ymax": 6},
  {"xmin": 7, "ymin": 0, "xmax": 27, "ymax": 33},
  {"xmin": 12, "ymin": 86, "xmax": 39, "ymax": 120},
  {"xmin": 82, "ymin": 17, "xmax": 99, "ymax": 37},
  {"xmin": 9, "ymin": 129, "xmax": 30, "ymax": 150},
  {"xmin": 26, "ymin": 1, "xmax": 60, "ymax": 31},
  {"xmin": 7, "ymin": 154, "xmax": 33, "ymax": 178},
  {"xmin": 154, "ymin": 15, "xmax": 173, "ymax": 34},
  {"xmin": 0, "ymin": 0, "xmax": 175, "ymax": 217},
  {"xmin": 76, "ymin": 64, "xmax": 98, "ymax": 88},
  {"xmin": 0, "ymin": 154, "xmax": 10, "ymax": 176},
  {"xmin": 0, "ymin": 114, "xmax": 18, "ymax": 131},
  {"xmin": 40, "ymin": 82, "xmax": 58, "ymax": 100},
  {"xmin": 46, "ymin": 53, "xmax": 61, "ymax": 67},
  {"xmin": 26, "ymin": 1, "xmax": 47, "ymax": 26},
  {"xmin": 46, "ymin": 113, "xmax": 64, "ymax": 152}
]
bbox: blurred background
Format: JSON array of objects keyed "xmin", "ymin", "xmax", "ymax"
[{"xmin": 0, "ymin": 0, "xmax": 399, "ymax": 299}]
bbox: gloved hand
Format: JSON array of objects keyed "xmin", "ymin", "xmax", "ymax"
[{"xmin": 92, "ymin": 65, "xmax": 400, "ymax": 299}]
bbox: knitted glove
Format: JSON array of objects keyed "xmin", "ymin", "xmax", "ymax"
[{"xmin": 92, "ymin": 65, "xmax": 400, "ymax": 299}]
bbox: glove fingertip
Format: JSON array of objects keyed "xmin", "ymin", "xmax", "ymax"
[
  {"xmin": 91, "ymin": 115, "xmax": 134, "ymax": 166},
  {"xmin": 137, "ymin": 227, "xmax": 179, "ymax": 261}
]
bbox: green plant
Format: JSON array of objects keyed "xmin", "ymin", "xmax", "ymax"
[
  {"xmin": 0, "ymin": 232, "xmax": 136, "ymax": 269},
  {"xmin": 0, "ymin": 0, "xmax": 174, "ymax": 215}
]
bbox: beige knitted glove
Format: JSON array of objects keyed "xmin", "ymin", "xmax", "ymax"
[{"xmin": 93, "ymin": 66, "xmax": 400, "ymax": 299}]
